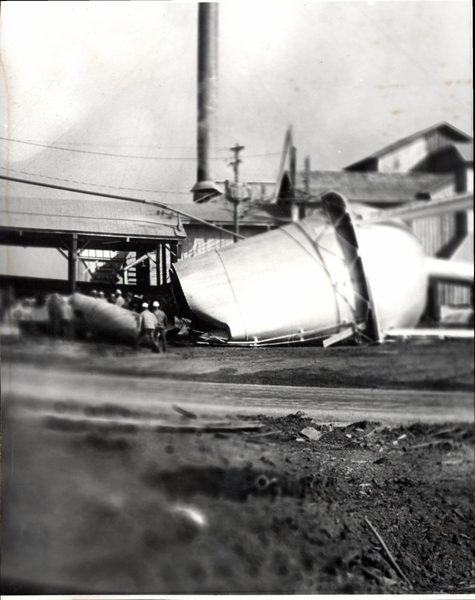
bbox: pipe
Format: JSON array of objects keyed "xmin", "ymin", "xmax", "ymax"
[{"xmin": 196, "ymin": 3, "xmax": 218, "ymax": 188}]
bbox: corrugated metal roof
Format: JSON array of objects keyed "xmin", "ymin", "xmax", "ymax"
[
  {"xmin": 367, "ymin": 192, "xmax": 473, "ymax": 223},
  {"xmin": 0, "ymin": 194, "xmax": 185, "ymax": 239},
  {"xmin": 345, "ymin": 122, "xmax": 472, "ymax": 170},
  {"xmin": 297, "ymin": 171, "xmax": 454, "ymax": 204}
]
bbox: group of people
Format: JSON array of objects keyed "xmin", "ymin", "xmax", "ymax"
[
  {"xmin": 89, "ymin": 288, "xmax": 165, "ymax": 317},
  {"xmin": 4, "ymin": 286, "xmax": 175, "ymax": 352},
  {"xmin": 47, "ymin": 294, "xmax": 74, "ymax": 340},
  {"xmin": 135, "ymin": 300, "xmax": 168, "ymax": 353},
  {"xmin": 87, "ymin": 288, "xmax": 172, "ymax": 352},
  {"xmin": 90, "ymin": 288, "xmax": 131, "ymax": 308}
]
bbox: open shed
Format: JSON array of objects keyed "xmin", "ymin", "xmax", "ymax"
[{"xmin": 0, "ymin": 183, "xmax": 186, "ymax": 295}]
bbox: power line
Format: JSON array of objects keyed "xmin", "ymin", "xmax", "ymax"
[
  {"xmin": 21, "ymin": 141, "xmax": 196, "ymax": 149},
  {"xmin": 0, "ymin": 136, "xmax": 197, "ymax": 160},
  {"xmin": 0, "ymin": 166, "xmax": 191, "ymax": 195},
  {"xmin": 222, "ymin": 150, "xmax": 281, "ymax": 159},
  {"xmin": 0, "ymin": 136, "xmax": 282, "ymax": 162}
]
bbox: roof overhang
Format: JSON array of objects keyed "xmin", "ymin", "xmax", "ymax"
[{"xmin": 0, "ymin": 195, "xmax": 186, "ymax": 250}]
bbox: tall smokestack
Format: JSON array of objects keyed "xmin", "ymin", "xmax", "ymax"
[{"xmin": 192, "ymin": 2, "xmax": 221, "ymax": 203}]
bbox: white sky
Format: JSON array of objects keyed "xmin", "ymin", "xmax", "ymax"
[{"xmin": 0, "ymin": 1, "xmax": 473, "ymax": 201}]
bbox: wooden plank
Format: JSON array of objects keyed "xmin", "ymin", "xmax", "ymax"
[
  {"xmin": 41, "ymin": 413, "xmax": 265, "ymax": 433},
  {"xmin": 323, "ymin": 326, "xmax": 355, "ymax": 347},
  {"xmin": 385, "ymin": 328, "xmax": 474, "ymax": 340}
]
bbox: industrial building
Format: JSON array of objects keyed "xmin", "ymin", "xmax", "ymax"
[
  {"xmin": 0, "ymin": 122, "xmax": 472, "ymax": 317},
  {"xmin": 175, "ymin": 122, "xmax": 473, "ymax": 313}
]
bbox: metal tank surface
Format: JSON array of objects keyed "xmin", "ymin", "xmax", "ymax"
[
  {"xmin": 171, "ymin": 196, "xmax": 429, "ymax": 346},
  {"xmin": 71, "ymin": 293, "xmax": 139, "ymax": 343},
  {"xmin": 353, "ymin": 220, "xmax": 427, "ymax": 333}
]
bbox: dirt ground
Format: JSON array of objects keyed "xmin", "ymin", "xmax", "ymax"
[
  {"xmin": 1, "ymin": 335, "xmax": 474, "ymax": 595},
  {"xmin": 4, "ymin": 332, "xmax": 474, "ymax": 391}
]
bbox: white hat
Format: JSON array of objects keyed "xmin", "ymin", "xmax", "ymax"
[
  {"xmin": 142, "ymin": 302, "xmax": 149, "ymax": 308},
  {"xmin": 152, "ymin": 301, "xmax": 159, "ymax": 307},
  {"xmin": 116, "ymin": 289, "xmax": 122, "ymax": 295}
]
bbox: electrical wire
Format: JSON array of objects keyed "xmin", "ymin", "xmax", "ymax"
[
  {"xmin": 0, "ymin": 136, "xmax": 197, "ymax": 160},
  {"xmin": 0, "ymin": 165, "xmax": 191, "ymax": 195},
  {"xmin": 0, "ymin": 136, "xmax": 283, "ymax": 162}
]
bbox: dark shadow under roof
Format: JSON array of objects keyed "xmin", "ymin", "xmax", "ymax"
[{"xmin": 172, "ymin": 199, "xmax": 288, "ymax": 226}]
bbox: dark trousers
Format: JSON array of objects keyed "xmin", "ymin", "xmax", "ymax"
[
  {"xmin": 60, "ymin": 319, "xmax": 74, "ymax": 340},
  {"xmin": 154, "ymin": 326, "xmax": 167, "ymax": 352},
  {"xmin": 135, "ymin": 328, "xmax": 160, "ymax": 352}
]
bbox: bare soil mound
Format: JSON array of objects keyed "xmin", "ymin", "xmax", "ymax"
[
  {"xmin": 2, "ymin": 408, "xmax": 474, "ymax": 594},
  {"xmin": 2, "ymin": 337, "xmax": 473, "ymax": 594}
]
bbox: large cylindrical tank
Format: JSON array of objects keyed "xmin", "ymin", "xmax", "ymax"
[
  {"xmin": 71, "ymin": 293, "xmax": 139, "ymax": 343},
  {"xmin": 355, "ymin": 220, "xmax": 428, "ymax": 332},
  {"xmin": 172, "ymin": 215, "xmax": 428, "ymax": 344}
]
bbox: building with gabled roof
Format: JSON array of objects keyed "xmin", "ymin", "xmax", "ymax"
[
  {"xmin": 1, "ymin": 122, "xmax": 471, "ymax": 312},
  {"xmin": 309, "ymin": 121, "xmax": 473, "ymax": 310},
  {"xmin": 169, "ymin": 123, "xmax": 472, "ymax": 283},
  {"xmin": 345, "ymin": 122, "xmax": 472, "ymax": 173}
]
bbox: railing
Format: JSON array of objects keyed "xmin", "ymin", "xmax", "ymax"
[{"xmin": 180, "ymin": 236, "xmax": 235, "ymax": 260}]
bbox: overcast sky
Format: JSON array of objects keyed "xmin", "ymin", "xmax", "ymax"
[{"xmin": 0, "ymin": 1, "xmax": 472, "ymax": 202}]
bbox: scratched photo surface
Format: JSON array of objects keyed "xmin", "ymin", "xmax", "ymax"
[{"xmin": 1, "ymin": 1, "xmax": 474, "ymax": 596}]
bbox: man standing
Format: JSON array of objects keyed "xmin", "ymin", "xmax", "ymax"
[
  {"xmin": 114, "ymin": 289, "xmax": 125, "ymax": 308},
  {"xmin": 135, "ymin": 302, "xmax": 160, "ymax": 352},
  {"xmin": 152, "ymin": 300, "xmax": 168, "ymax": 353},
  {"xmin": 59, "ymin": 296, "xmax": 74, "ymax": 340}
]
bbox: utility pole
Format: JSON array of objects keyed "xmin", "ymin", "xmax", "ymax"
[
  {"xmin": 228, "ymin": 143, "xmax": 245, "ymax": 242},
  {"xmin": 304, "ymin": 155, "xmax": 310, "ymax": 196},
  {"xmin": 229, "ymin": 143, "xmax": 245, "ymax": 183},
  {"xmin": 290, "ymin": 145, "xmax": 299, "ymax": 222}
]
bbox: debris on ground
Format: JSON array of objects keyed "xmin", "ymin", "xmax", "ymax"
[
  {"xmin": 2, "ymin": 338, "xmax": 473, "ymax": 595},
  {"xmin": 3, "ymin": 409, "xmax": 474, "ymax": 595},
  {"xmin": 299, "ymin": 427, "xmax": 323, "ymax": 441}
]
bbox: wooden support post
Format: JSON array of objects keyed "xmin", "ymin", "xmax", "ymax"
[
  {"xmin": 156, "ymin": 244, "xmax": 161, "ymax": 287},
  {"xmin": 303, "ymin": 155, "xmax": 310, "ymax": 220},
  {"xmin": 68, "ymin": 234, "xmax": 78, "ymax": 293},
  {"xmin": 161, "ymin": 243, "xmax": 168, "ymax": 285},
  {"xmin": 135, "ymin": 250, "xmax": 149, "ymax": 292},
  {"xmin": 426, "ymin": 281, "xmax": 441, "ymax": 322},
  {"xmin": 233, "ymin": 200, "xmax": 240, "ymax": 242},
  {"xmin": 304, "ymin": 156, "xmax": 310, "ymax": 195},
  {"xmin": 170, "ymin": 242, "xmax": 179, "ymax": 264}
]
